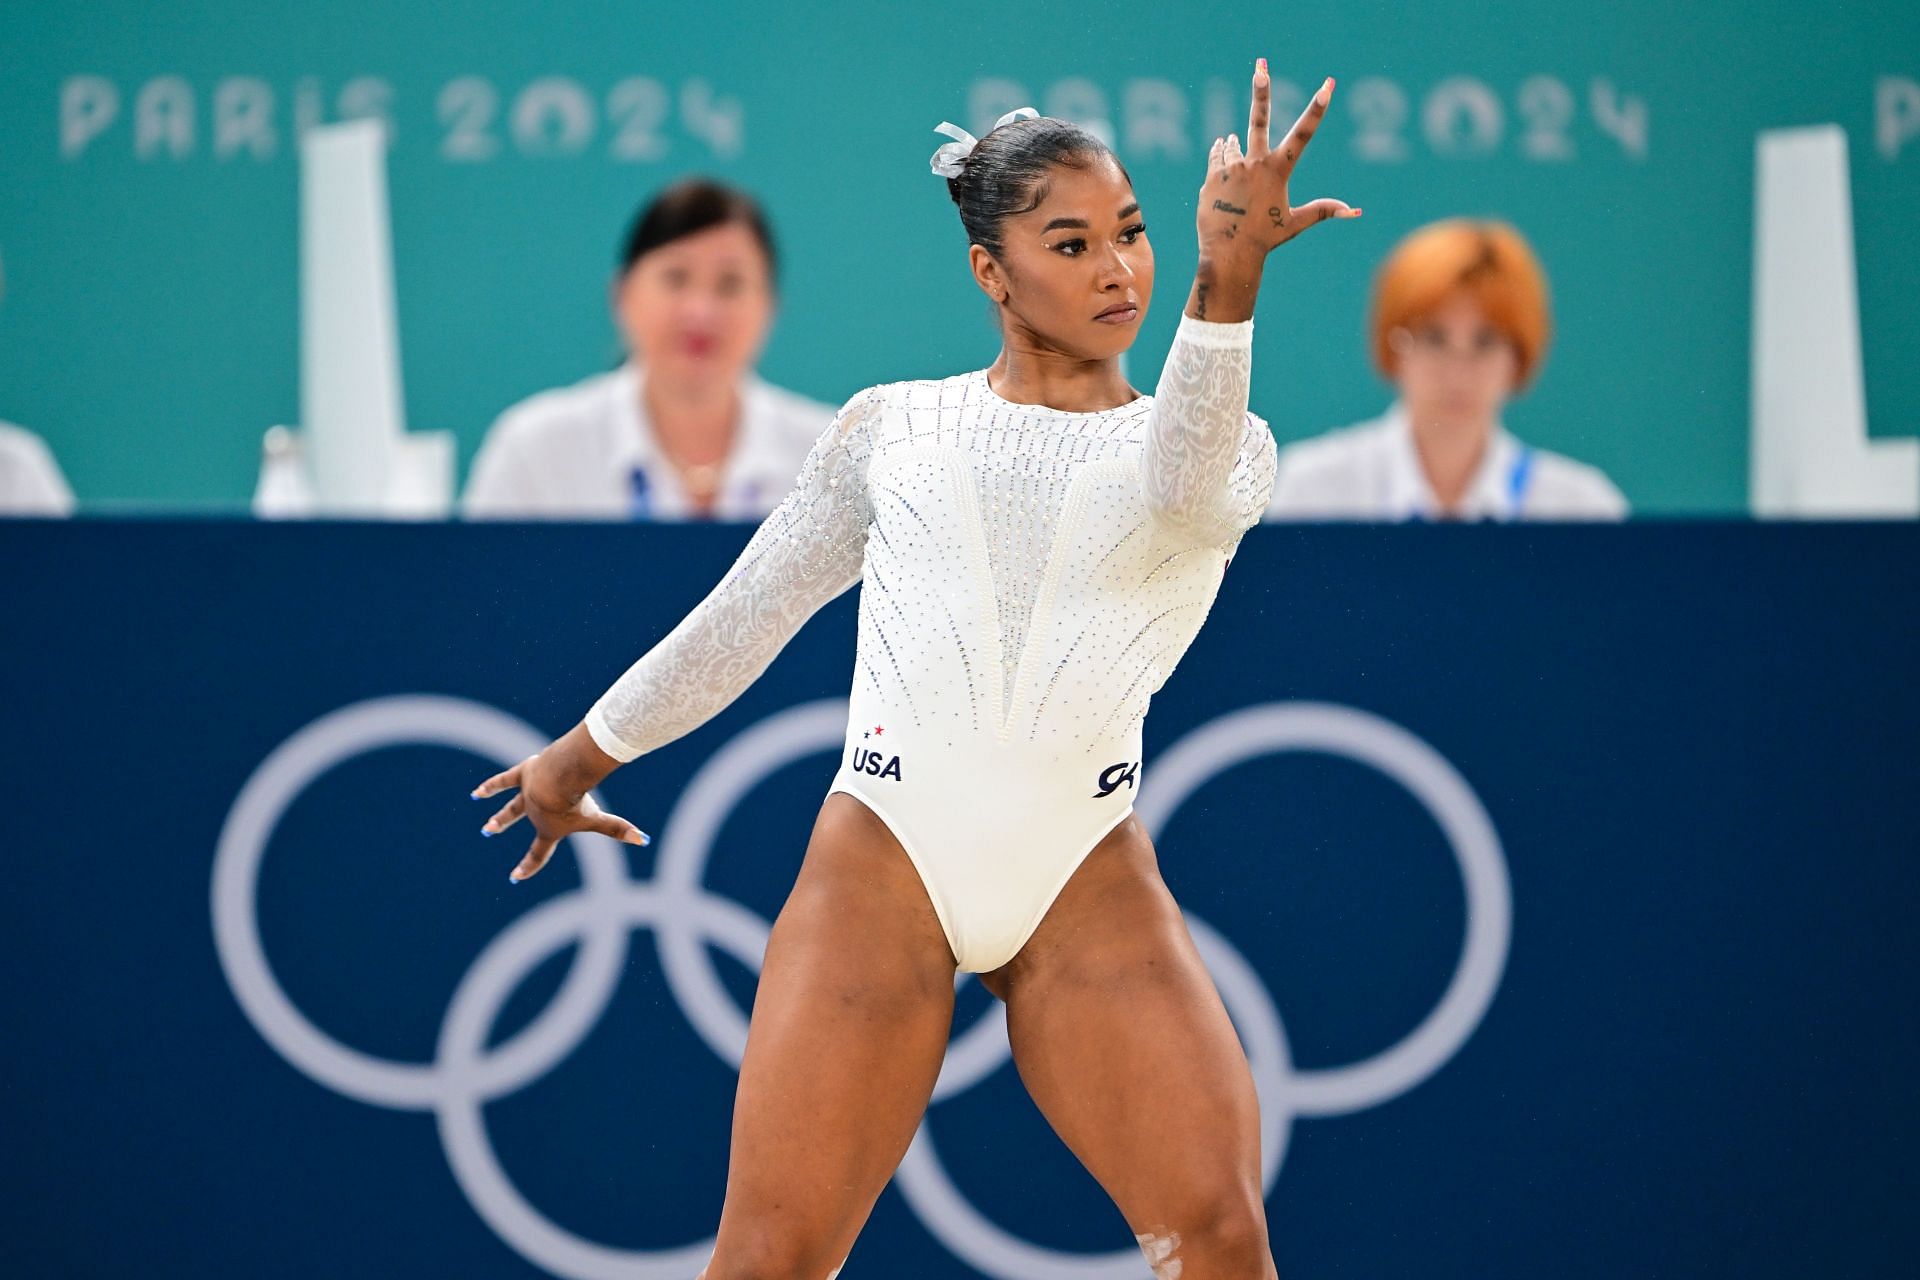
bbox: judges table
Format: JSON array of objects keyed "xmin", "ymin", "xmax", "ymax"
[{"xmin": 2, "ymin": 521, "xmax": 1915, "ymax": 1278}]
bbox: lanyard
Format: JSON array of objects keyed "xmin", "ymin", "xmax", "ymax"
[
  {"xmin": 1506, "ymin": 447, "xmax": 1536, "ymax": 518},
  {"xmin": 628, "ymin": 467, "xmax": 653, "ymax": 520}
]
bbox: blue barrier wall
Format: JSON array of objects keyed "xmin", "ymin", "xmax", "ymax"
[{"xmin": 2, "ymin": 522, "xmax": 1916, "ymax": 1276}]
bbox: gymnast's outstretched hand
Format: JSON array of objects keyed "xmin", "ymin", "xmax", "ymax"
[
  {"xmin": 1188, "ymin": 59, "xmax": 1360, "ymax": 323},
  {"xmin": 471, "ymin": 723, "xmax": 649, "ymax": 883}
]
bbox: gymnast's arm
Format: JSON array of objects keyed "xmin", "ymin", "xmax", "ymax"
[
  {"xmin": 470, "ymin": 389, "xmax": 882, "ymax": 880},
  {"xmin": 1141, "ymin": 315, "xmax": 1277, "ymax": 547},
  {"xmin": 1142, "ymin": 61, "xmax": 1358, "ymax": 547}
]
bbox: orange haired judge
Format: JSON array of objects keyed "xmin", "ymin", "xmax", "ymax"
[{"xmin": 1266, "ymin": 218, "xmax": 1625, "ymax": 521}]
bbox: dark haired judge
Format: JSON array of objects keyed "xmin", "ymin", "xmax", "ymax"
[{"xmin": 464, "ymin": 178, "xmax": 835, "ymax": 520}]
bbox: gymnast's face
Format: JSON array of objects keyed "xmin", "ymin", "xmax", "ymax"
[{"xmin": 971, "ymin": 154, "xmax": 1154, "ymax": 361}]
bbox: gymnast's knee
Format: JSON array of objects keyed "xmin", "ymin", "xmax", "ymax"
[
  {"xmin": 702, "ymin": 1230, "xmax": 844, "ymax": 1280},
  {"xmin": 1145, "ymin": 1188, "xmax": 1274, "ymax": 1276}
]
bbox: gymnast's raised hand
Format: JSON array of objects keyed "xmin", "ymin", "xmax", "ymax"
[{"xmin": 1188, "ymin": 60, "xmax": 1360, "ymax": 324}]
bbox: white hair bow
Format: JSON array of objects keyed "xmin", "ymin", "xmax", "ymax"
[{"xmin": 929, "ymin": 107, "xmax": 1041, "ymax": 178}]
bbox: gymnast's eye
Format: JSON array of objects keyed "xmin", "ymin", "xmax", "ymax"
[
  {"xmin": 1120, "ymin": 223, "xmax": 1147, "ymax": 243},
  {"xmin": 1052, "ymin": 238, "xmax": 1087, "ymax": 256}
]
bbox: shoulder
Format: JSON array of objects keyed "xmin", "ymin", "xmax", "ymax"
[
  {"xmin": 1275, "ymin": 417, "xmax": 1393, "ymax": 481},
  {"xmin": 0, "ymin": 420, "xmax": 51, "ymax": 458},
  {"xmin": 484, "ymin": 368, "xmax": 628, "ymax": 450},
  {"xmin": 465, "ymin": 370, "xmax": 629, "ymax": 514},
  {"xmin": 888, "ymin": 370, "xmax": 979, "ymax": 414},
  {"xmin": 796, "ymin": 382, "xmax": 905, "ymax": 453},
  {"xmin": 0, "ymin": 420, "xmax": 65, "ymax": 477},
  {"xmin": 0, "ymin": 420, "xmax": 75, "ymax": 513},
  {"xmin": 838, "ymin": 380, "xmax": 907, "ymax": 419},
  {"xmin": 1522, "ymin": 446, "xmax": 1629, "ymax": 519},
  {"xmin": 750, "ymin": 378, "xmax": 838, "ymax": 440},
  {"xmin": 1264, "ymin": 416, "xmax": 1394, "ymax": 518},
  {"xmin": 832, "ymin": 372, "xmax": 976, "ymax": 432}
]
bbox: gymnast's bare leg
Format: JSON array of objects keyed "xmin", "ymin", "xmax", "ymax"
[
  {"xmin": 700, "ymin": 793, "xmax": 959, "ymax": 1280},
  {"xmin": 980, "ymin": 817, "xmax": 1278, "ymax": 1280}
]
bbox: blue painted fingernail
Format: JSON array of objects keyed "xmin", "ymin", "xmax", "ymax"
[
  {"xmin": 508, "ymin": 873, "xmax": 521, "ymax": 884},
  {"xmin": 481, "ymin": 826, "xmax": 495, "ymax": 837},
  {"xmin": 470, "ymin": 791, "xmax": 484, "ymax": 800},
  {"xmin": 638, "ymin": 831, "xmax": 652, "ymax": 846}
]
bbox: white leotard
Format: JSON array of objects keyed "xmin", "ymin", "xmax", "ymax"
[{"xmin": 587, "ymin": 315, "xmax": 1275, "ymax": 971}]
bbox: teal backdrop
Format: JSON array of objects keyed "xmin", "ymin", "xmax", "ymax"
[{"xmin": 1, "ymin": 0, "xmax": 1916, "ymax": 512}]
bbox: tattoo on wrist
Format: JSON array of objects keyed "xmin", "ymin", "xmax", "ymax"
[
  {"xmin": 1194, "ymin": 281, "xmax": 1209, "ymax": 320},
  {"xmin": 1212, "ymin": 199, "xmax": 1248, "ymax": 216}
]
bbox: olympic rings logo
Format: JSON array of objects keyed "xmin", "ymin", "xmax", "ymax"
[{"xmin": 212, "ymin": 695, "xmax": 1510, "ymax": 1280}]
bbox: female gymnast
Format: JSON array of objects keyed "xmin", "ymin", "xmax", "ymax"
[{"xmin": 473, "ymin": 59, "xmax": 1359, "ymax": 1280}]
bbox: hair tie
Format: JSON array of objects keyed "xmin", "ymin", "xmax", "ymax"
[{"xmin": 929, "ymin": 107, "xmax": 1040, "ymax": 178}]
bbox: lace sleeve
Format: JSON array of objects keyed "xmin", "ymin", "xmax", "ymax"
[
  {"xmin": 583, "ymin": 387, "xmax": 882, "ymax": 762},
  {"xmin": 1140, "ymin": 314, "xmax": 1279, "ymax": 547}
]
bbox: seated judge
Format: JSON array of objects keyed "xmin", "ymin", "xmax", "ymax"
[
  {"xmin": 1266, "ymin": 218, "xmax": 1626, "ymax": 522},
  {"xmin": 465, "ymin": 179, "xmax": 835, "ymax": 520}
]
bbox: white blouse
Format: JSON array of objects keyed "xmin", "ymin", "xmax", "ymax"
[
  {"xmin": 462, "ymin": 366, "xmax": 836, "ymax": 521},
  {"xmin": 1265, "ymin": 403, "xmax": 1627, "ymax": 522},
  {"xmin": 0, "ymin": 422, "xmax": 75, "ymax": 517}
]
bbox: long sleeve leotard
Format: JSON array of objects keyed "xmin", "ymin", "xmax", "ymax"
[{"xmin": 586, "ymin": 315, "xmax": 1274, "ymax": 764}]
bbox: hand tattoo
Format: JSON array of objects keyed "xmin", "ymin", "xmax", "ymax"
[
  {"xmin": 1268, "ymin": 207, "xmax": 1288, "ymax": 228},
  {"xmin": 1212, "ymin": 199, "xmax": 1248, "ymax": 216}
]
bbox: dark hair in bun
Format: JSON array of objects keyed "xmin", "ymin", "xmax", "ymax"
[{"xmin": 944, "ymin": 117, "xmax": 1124, "ymax": 257}]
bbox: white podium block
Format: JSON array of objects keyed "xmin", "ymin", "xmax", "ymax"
[
  {"xmin": 300, "ymin": 119, "xmax": 406, "ymax": 516},
  {"xmin": 1751, "ymin": 126, "xmax": 1919, "ymax": 518},
  {"xmin": 384, "ymin": 431, "xmax": 456, "ymax": 520}
]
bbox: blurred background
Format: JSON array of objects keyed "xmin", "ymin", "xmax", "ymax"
[
  {"xmin": 2, "ymin": 0, "xmax": 1915, "ymax": 514},
  {"xmin": 3, "ymin": 3, "xmax": 1917, "ymax": 1278}
]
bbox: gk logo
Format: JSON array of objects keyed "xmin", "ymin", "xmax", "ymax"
[{"xmin": 1094, "ymin": 760, "xmax": 1139, "ymax": 798}]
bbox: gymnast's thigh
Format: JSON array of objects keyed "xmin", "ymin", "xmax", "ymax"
[
  {"xmin": 706, "ymin": 793, "xmax": 959, "ymax": 1278},
  {"xmin": 991, "ymin": 817, "xmax": 1272, "ymax": 1272}
]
